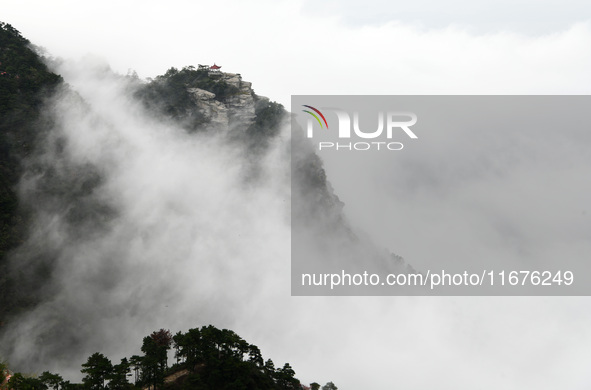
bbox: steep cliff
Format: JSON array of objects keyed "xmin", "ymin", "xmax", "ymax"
[
  {"xmin": 187, "ymin": 71, "xmax": 259, "ymax": 131},
  {"xmin": 0, "ymin": 22, "xmax": 408, "ymax": 380},
  {"xmin": 134, "ymin": 66, "xmax": 273, "ymax": 134},
  {"xmin": 0, "ymin": 22, "xmax": 62, "ymax": 324}
]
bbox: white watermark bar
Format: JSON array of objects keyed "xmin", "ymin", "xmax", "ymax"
[{"xmin": 291, "ymin": 95, "xmax": 591, "ymax": 296}]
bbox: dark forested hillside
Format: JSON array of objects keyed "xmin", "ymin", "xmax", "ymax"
[
  {"xmin": 0, "ymin": 22, "xmax": 62, "ymax": 325},
  {"xmin": 0, "ymin": 22, "xmax": 288, "ymax": 329},
  {"xmin": 1, "ymin": 324, "xmax": 337, "ymax": 390},
  {"xmin": 0, "ymin": 21, "xmax": 342, "ymax": 390},
  {"xmin": 133, "ymin": 65, "xmax": 285, "ymax": 145}
]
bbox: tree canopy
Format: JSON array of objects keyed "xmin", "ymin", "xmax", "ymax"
[
  {"xmin": 1, "ymin": 324, "xmax": 339, "ymax": 390},
  {"xmin": 0, "ymin": 21, "xmax": 62, "ymax": 328}
]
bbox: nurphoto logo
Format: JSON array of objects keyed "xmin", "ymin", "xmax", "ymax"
[{"xmin": 302, "ymin": 105, "xmax": 418, "ymax": 151}]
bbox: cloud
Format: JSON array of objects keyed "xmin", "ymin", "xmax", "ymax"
[
  {"xmin": 1, "ymin": 2, "xmax": 591, "ymax": 389},
  {"xmin": 303, "ymin": 0, "xmax": 591, "ymax": 33},
  {"xmin": 1, "ymin": 58, "xmax": 292, "ymax": 378},
  {"xmin": 4, "ymin": 0, "xmax": 591, "ymax": 109}
]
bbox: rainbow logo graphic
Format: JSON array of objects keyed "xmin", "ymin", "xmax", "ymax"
[{"xmin": 302, "ymin": 105, "xmax": 329, "ymax": 129}]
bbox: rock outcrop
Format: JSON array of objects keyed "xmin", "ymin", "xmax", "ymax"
[
  {"xmin": 186, "ymin": 87, "xmax": 228, "ymax": 128},
  {"xmin": 187, "ymin": 72, "xmax": 259, "ymax": 131}
]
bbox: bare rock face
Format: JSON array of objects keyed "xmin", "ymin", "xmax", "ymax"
[
  {"xmin": 187, "ymin": 87, "xmax": 229, "ymax": 129},
  {"xmin": 187, "ymin": 72, "xmax": 260, "ymax": 131},
  {"xmin": 223, "ymin": 74, "xmax": 257, "ymax": 131}
]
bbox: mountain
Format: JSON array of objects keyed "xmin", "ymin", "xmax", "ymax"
[
  {"xmin": 133, "ymin": 65, "xmax": 284, "ymax": 138},
  {"xmin": 0, "ymin": 22, "xmax": 62, "ymax": 324},
  {"xmin": 0, "ymin": 22, "xmax": 292, "ymax": 328},
  {"xmin": 0, "ymin": 21, "xmax": 406, "ymax": 387},
  {"xmin": 0, "ymin": 20, "xmax": 325, "ymax": 381},
  {"xmin": 1, "ymin": 325, "xmax": 319, "ymax": 390}
]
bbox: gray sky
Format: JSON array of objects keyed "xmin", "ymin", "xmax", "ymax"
[
  {"xmin": 3, "ymin": 1, "xmax": 591, "ymax": 389},
  {"xmin": 4, "ymin": 0, "xmax": 591, "ymax": 108},
  {"xmin": 305, "ymin": 0, "xmax": 591, "ymax": 33},
  {"xmin": 308, "ymin": 96, "xmax": 591, "ymax": 289}
]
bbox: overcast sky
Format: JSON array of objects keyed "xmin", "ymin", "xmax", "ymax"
[
  {"xmin": 4, "ymin": 0, "xmax": 591, "ymax": 108},
  {"xmin": 3, "ymin": 1, "xmax": 591, "ymax": 389}
]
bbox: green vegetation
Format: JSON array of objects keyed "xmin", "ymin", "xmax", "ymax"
[
  {"xmin": 134, "ymin": 66, "xmax": 239, "ymax": 131},
  {"xmin": 0, "ymin": 21, "xmax": 287, "ymax": 330},
  {"xmin": 1, "ymin": 361, "xmax": 7, "ymax": 384},
  {"xmin": 0, "ymin": 23, "xmax": 324, "ymax": 390},
  {"xmin": 133, "ymin": 65, "xmax": 286, "ymax": 137},
  {"xmin": 1, "ymin": 325, "xmax": 336, "ymax": 390},
  {"xmin": 245, "ymin": 97, "xmax": 285, "ymax": 147},
  {"xmin": 0, "ymin": 22, "xmax": 62, "ymax": 326}
]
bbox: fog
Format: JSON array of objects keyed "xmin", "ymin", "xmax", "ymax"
[
  {"xmin": 1, "ymin": 58, "xmax": 293, "ymax": 378},
  {"xmin": 0, "ymin": 56, "xmax": 589, "ymax": 390},
  {"xmin": 2, "ymin": 1, "xmax": 591, "ymax": 388},
  {"xmin": 5, "ymin": 1, "xmax": 591, "ymax": 109}
]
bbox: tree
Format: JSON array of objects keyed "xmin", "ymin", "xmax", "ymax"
[
  {"xmin": 247, "ymin": 345, "xmax": 263, "ymax": 367},
  {"xmin": 140, "ymin": 337, "xmax": 161, "ymax": 390},
  {"xmin": 310, "ymin": 382, "xmax": 321, "ymax": 390},
  {"xmin": 276, "ymin": 363, "xmax": 300, "ymax": 389},
  {"xmin": 175, "ymin": 328, "xmax": 202, "ymax": 369},
  {"xmin": 140, "ymin": 329, "xmax": 172, "ymax": 390},
  {"xmin": 148, "ymin": 329, "xmax": 173, "ymax": 370},
  {"xmin": 107, "ymin": 358, "xmax": 131, "ymax": 390},
  {"xmin": 199, "ymin": 325, "xmax": 223, "ymax": 362},
  {"xmin": 81, "ymin": 353, "xmax": 113, "ymax": 390},
  {"xmin": 128, "ymin": 356, "xmax": 142, "ymax": 385},
  {"xmin": 0, "ymin": 324, "xmax": 307, "ymax": 390},
  {"xmin": 0, "ymin": 362, "xmax": 7, "ymax": 386},
  {"xmin": 171, "ymin": 331, "xmax": 184, "ymax": 365},
  {"xmin": 0, "ymin": 21, "xmax": 62, "ymax": 327},
  {"xmin": 58, "ymin": 380, "xmax": 77, "ymax": 390},
  {"xmin": 7, "ymin": 373, "xmax": 45, "ymax": 390},
  {"xmin": 263, "ymin": 359, "xmax": 275, "ymax": 374},
  {"xmin": 322, "ymin": 382, "xmax": 338, "ymax": 390},
  {"xmin": 39, "ymin": 371, "xmax": 62, "ymax": 390},
  {"xmin": 235, "ymin": 339, "xmax": 250, "ymax": 362}
]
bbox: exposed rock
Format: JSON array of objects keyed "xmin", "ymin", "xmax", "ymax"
[
  {"xmin": 187, "ymin": 87, "xmax": 229, "ymax": 129},
  {"xmin": 188, "ymin": 72, "xmax": 259, "ymax": 131}
]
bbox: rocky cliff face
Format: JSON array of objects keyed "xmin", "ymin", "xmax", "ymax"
[
  {"xmin": 187, "ymin": 72, "xmax": 262, "ymax": 132},
  {"xmin": 132, "ymin": 65, "xmax": 277, "ymax": 135},
  {"xmin": 0, "ymin": 52, "xmax": 294, "ymax": 372}
]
